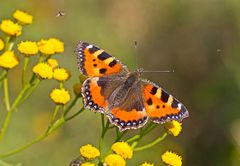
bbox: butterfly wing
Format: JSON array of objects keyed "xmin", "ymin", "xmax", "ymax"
[
  {"xmin": 82, "ymin": 75, "xmax": 126, "ymax": 113},
  {"xmin": 141, "ymin": 80, "xmax": 189, "ymax": 123},
  {"xmin": 75, "ymin": 42, "xmax": 128, "ymax": 77},
  {"xmin": 107, "ymin": 83, "xmax": 148, "ymax": 131}
]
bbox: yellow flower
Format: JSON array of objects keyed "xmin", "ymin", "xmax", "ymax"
[
  {"xmin": 33, "ymin": 63, "xmax": 53, "ymax": 79},
  {"xmin": 81, "ymin": 162, "xmax": 96, "ymax": 166},
  {"xmin": 18, "ymin": 41, "xmax": 38, "ymax": 56},
  {"xmin": 104, "ymin": 154, "xmax": 126, "ymax": 166},
  {"xmin": 79, "ymin": 144, "xmax": 100, "ymax": 160},
  {"xmin": 0, "ymin": 51, "xmax": 19, "ymax": 69},
  {"xmin": 53, "ymin": 68, "xmax": 70, "ymax": 82},
  {"xmin": 13, "ymin": 10, "xmax": 33, "ymax": 25},
  {"xmin": 73, "ymin": 83, "xmax": 82, "ymax": 96},
  {"xmin": 111, "ymin": 142, "xmax": 133, "ymax": 159},
  {"xmin": 164, "ymin": 120, "xmax": 182, "ymax": 136},
  {"xmin": 47, "ymin": 59, "xmax": 58, "ymax": 68},
  {"xmin": 37, "ymin": 39, "xmax": 55, "ymax": 55},
  {"xmin": 50, "ymin": 88, "xmax": 70, "ymax": 105},
  {"xmin": 48, "ymin": 38, "xmax": 64, "ymax": 53},
  {"xmin": 139, "ymin": 162, "xmax": 154, "ymax": 166},
  {"xmin": 0, "ymin": 20, "xmax": 22, "ymax": 36},
  {"xmin": 161, "ymin": 151, "xmax": 182, "ymax": 166},
  {"xmin": 0, "ymin": 38, "xmax": 4, "ymax": 51}
]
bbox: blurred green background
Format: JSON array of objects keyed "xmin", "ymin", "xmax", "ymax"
[{"xmin": 1, "ymin": 0, "xmax": 240, "ymax": 165}]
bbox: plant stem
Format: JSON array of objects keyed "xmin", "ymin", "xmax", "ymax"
[
  {"xmin": 63, "ymin": 96, "xmax": 80, "ymax": 116},
  {"xmin": 3, "ymin": 72, "xmax": 10, "ymax": 111},
  {"xmin": 99, "ymin": 115, "xmax": 110, "ymax": 161},
  {"xmin": 22, "ymin": 57, "xmax": 30, "ymax": 87},
  {"xmin": 65, "ymin": 107, "xmax": 84, "ymax": 121},
  {"xmin": 134, "ymin": 132, "xmax": 168, "ymax": 151},
  {"xmin": 51, "ymin": 105, "xmax": 60, "ymax": 123},
  {"xmin": 0, "ymin": 70, "xmax": 7, "ymax": 88}
]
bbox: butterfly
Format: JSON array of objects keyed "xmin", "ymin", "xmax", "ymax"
[{"xmin": 75, "ymin": 42, "xmax": 189, "ymax": 131}]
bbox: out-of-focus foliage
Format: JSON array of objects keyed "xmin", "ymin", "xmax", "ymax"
[{"xmin": 0, "ymin": 0, "xmax": 240, "ymax": 165}]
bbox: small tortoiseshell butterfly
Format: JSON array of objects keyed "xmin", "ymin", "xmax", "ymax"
[{"xmin": 75, "ymin": 42, "xmax": 189, "ymax": 131}]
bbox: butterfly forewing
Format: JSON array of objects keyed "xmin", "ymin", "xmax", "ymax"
[
  {"xmin": 141, "ymin": 80, "xmax": 189, "ymax": 123},
  {"xmin": 75, "ymin": 42, "xmax": 127, "ymax": 77}
]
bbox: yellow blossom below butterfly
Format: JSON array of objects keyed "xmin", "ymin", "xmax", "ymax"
[
  {"xmin": 13, "ymin": 10, "xmax": 33, "ymax": 25},
  {"xmin": 81, "ymin": 162, "xmax": 96, "ymax": 166},
  {"xmin": 47, "ymin": 59, "xmax": 59, "ymax": 69},
  {"xmin": 104, "ymin": 154, "xmax": 126, "ymax": 166},
  {"xmin": 111, "ymin": 142, "xmax": 133, "ymax": 159},
  {"xmin": 33, "ymin": 63, "xmax": 53, "ymax": 79},
  {"xmin": 48, "ymin": 38, "xmax": 64, "ymax": 53},
  {"xmin": 0, "ymin": 51, "xmax": 19, "ymax": 69},
  {"xmin": 161, "ymin": 151, "xmax": 182, "ymax": 166},
  {"xmin": 164, "ymin": 120, "xmax": 182, "ymax": 136},
  {"xmin": 139, "ymin": 162, "xmax": 154, "ymax": 166},
  {"xmin": 37, "ymin": 39, "xmax": 55, "ymax": 55},
  {"xmin": 0, "ymin": 38, "xmax": 4, "ymax": 51},
  {"xmin": 50, "ymin": 88, "xmax": 70, "ymax": 105},
  {"xmin": 0, "ymin": 20, "xmax": 22, "ymax": 36},
  {"xmin": 18, "ymin": 41, "xmax": 38, "ymax": 56},
  {"xmin": 53, "ymin": 68, "xmax": 70, "ymax": 82},
  {"xmin": 79, "ymin": 144, "xmax": 100, "ymax": 160}
]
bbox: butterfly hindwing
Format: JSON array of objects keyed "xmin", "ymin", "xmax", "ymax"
[
  {"xmin": 141, "ymin": 80, "xmax": 189, "ymax": 123},
  {"xmin": 75, "ymin": 42, "xmax": 127, "ymax": 77},
  {"xmin": 107, "ymin": 84, "xmax": 148, "ymax": 131}
]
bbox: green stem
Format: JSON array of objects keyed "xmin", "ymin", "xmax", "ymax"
[
  {"xmin": 0, "ymin": 110, "xmax": 12, "ymax": 142},
  {"xmin": 51, "ymin": 105, "xmax": 60, "ymax": 123},
  {"xmin": 134, "ymin": 132, "xmax": 168, "ymax": 151},
  {"xmin": 22, "ymin": 57, "xmax": 30, "ymax": 87},
  {"xmin": 65, "ymin": 107, "xmax": 84, "ymax": 121},
  {"xmin": 99, "ymin": 115, "xmax": 110, "ymax": 161},
  {"xmin": 63, "ymin": 96, "xmax": 80, "ymax": 116},
  {"xmin": 3, "ymin": 72, "xmax": 10, "ymax": 111}
]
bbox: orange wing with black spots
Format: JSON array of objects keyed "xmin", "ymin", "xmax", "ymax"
[
  {"xmin": 75, "ymin": 42, "xmax": 127, "ymax": 77},
  {"xmin": 141, "ymin": 80, "xmax": 189, "ymax": 123}
]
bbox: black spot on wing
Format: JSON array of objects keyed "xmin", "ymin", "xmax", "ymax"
[
  {"xmin": 99, "ymin": 68, "xmax": 107, "ymax": 74},
  {"xmin": 97, "ymin": 78, "xmax": 107, "ymax": 89},
  {"xmin": 150, "ymin": 87, "xmax": 158, "ymax": 95},
  {"xmin": 88, "ymin": 46, "xmax": 99, "ymax": 53},
  {"xmin": 98, "ymin": 52, "xmax": 111, "ymax": 60},
  {"xmin": 109, "ymin": 59, "xmax": 117, "ymax": 67},
  {"xmin": 147, "ymin": 98, "xmax": 153, "ymax": 105},
  {"xmin": 161, "ymin": 90, "xmax": 169, "ymax": 103}
]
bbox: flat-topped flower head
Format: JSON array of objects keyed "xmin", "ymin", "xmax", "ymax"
[
  {"xmin": 53, "ymin": 68, "xmax": 70, "ymax": 82},
  {"xmin": 161, "ymin": 151, "xmax": 182, "ymax": 166},
  {"xmin": 18, "ymin": 41, "xmax": 38, "ymax": 56},
  {"xmin": 81, "ymin": 162, "xmax": 96, "ymax": 166},
  {"xmin": 47, "ymin": 59, "xmax": 58, "ymax": 69},
  {"xmin": 48, "ymin": 38, "xmax": 64, "ymax": 53},
  {"xmin": 50, "ymin": 88, "xmax": 70, "ymax": 105},
  {"xmin": 139, "ymin": 162, "xmax": 154, "ymax": 166},
  {"xmin": 13, "ymin": 10, "xmax": 33, "ymax": 25},
  {"xmin": 0, "ymin": 38, "xmax": 4, "ymax": 51},
  {"xmin": 33, "ymin": 62, "xmax": 53, "ymax": 79},
  {"xmin": 111, "ymin": 142, "xmax": 133, "ymax": 159},
  {"xmin": 104, "ymin": 154, "xmax": 126, "ymax": 166},
  {"xmin": 0, "ymin": 20, "xmax": 22, "ymax": 36},
  {"xmin": 0, "ymin": 51, "xmax": 19, "ymax": 69},
  {"xmin": 79, "ymin": 144, "xmax": 100, "ymax": 160},
  {"xmin": 37, "ymin": 39, "xmax": 55, "ymax": 56},
  {"xmin": 164, "ymin": 120, "xmax": 182, "ymax": 136}
]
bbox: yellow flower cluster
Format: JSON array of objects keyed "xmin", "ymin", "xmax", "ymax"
[
  {"xmin": 33, "ymin": 63, "xmax": 53, "ymax": 79},
  {"xmin": 0, "ymin": 20, "xmax": 22, "ymax": 36},
  {"xmin": 0, "ymin": 38, "xmax": 4, "ymax": 51},
  {"xmin": 47, "ymin": 59, "xmax": 58, "ymax": 69},
  {"xmin": 139, "ymin": 162, "xmax": 154, "ymax": 166},
  {"xmin": 53, "ymin": 68, "xmax": 70, "ymax": 82},
  {"xmin": 79, "ymin": 144, "xmax": 100, "ymax": 160},
  {"xmin": 161, "ymin": 151, "xmax": 182, "ymax": 166},
  {"xmin": 13, "ymin": 10, "xmax": 33, "ymax": 25},
  {"xmin": 111, "ymin": 142, "xmax": 133, "ymax": 159},
  {"xmin": 37, "ymin": 38, "xmax": 64, "ymax": 56},
  {"xmin": 50, "ymin": 88, "xmax": 70, "ymax": 105},
  {"xmin": 164, "ymin": 120, "xmax": 182, "ymax": 136},
  {"xmin": 0, "ymin": 51, "xmax": 19, "ymax": 69},
  {"xmin": 81, "ymin": 162, "xmax": 95, "ymax": 166},
  {"xmin": 104, "ymin": 154, "xmax": 126, "ymax": 166},
  {"xmin": 18, "ymin": 41, "xmax": 38, "ymax": 56}
]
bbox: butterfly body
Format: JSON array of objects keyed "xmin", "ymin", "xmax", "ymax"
[{"xmin": 75, "ymin": 42, "xmax": 189, "ymax": 131}]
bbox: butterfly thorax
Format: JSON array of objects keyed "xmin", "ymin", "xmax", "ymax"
[{"xmin": 109, "ymin": 72, "xmax": 140, "ymax": 108}]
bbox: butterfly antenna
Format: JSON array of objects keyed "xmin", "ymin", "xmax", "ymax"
[
  {"xmin": 134, "ymin": 40, "xmax": 139, "ymax": 69},
  {"xmin": 142, "ymin": 69, "xmax": 175, "ymax": 73}
]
